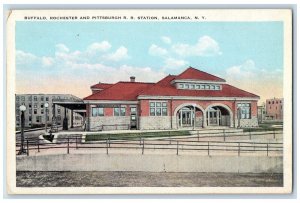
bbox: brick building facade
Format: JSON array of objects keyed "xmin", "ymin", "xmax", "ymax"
[
  {"xmin": 266, "ymin": 98, "xmax": 283, "ymax": 120},
  {"xmin": 83, "ymin": 67, "xmax": 260, "ymax": 131}
]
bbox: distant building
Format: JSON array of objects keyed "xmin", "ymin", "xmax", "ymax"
[
  {"xmin": 266, "ymin": 98, "xmax": 283, "ymax": 120},
  {"xmin": 15, "ymin": 94, "xmax": 84, "ymax": 129}
]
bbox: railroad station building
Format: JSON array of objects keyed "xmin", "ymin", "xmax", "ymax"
[{"xmin": 83, "ymin": 67, "xmax": 260, "ymax": 131}]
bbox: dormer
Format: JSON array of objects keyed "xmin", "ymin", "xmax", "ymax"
[
  {"xmin": 90, "ymin": 82, "xmax": 113, "ymax": 94},
  {"xmin": 171, "ymin": 67, "xmax": 226, "ymax": 91}
]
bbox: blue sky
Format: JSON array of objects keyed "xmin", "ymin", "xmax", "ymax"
[{"xmin": 16, "ymin": 21, "xmax": 283, "ymax": 103}]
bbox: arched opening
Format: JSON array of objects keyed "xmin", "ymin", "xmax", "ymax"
[
  {"xmin": 206, "ymin": 105, "xmax": 231, "ymax": 127},
  {"xmin": 176, "ymin": 105, "xmax": 204, "ymax": 128}
]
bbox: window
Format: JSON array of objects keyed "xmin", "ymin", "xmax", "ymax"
[
  {"xmin": 34, "ymin": 103, "xmax": 37, "ymax": 108},
  {"xmin": 16, "ymin": 116, "xmax": 20, "ymax": 121},
  {"xmin": 238, "ymin": 103, "xmax": 251, "ymax": 119},
  {"xmin": 41, "ymin": 109, "xmax": 44, "ymax": 114},
  {"xmin": 178, "ymin": 83, "xmax": 221, "ymax": 91},
  {"xmin": 46, "ymin": 97, "xmax": 49, "ymax": 101},
  {"xmin": 34, "ymin": 96, "xmax": 37, "ymax": 101},
  {"xmin": 28, "ymin": 96, "xmax": 32, "ymax": 101},
  {"xmin": 114, "ymin": 106, "xmax": 126, "ymax": 116},
  {"xmin": 150, "ymin": 103, "xmax": 155, "ymax": 116},
  {"xmin": 57, "ymin": 116, "xmax": 61, "ymax": 121},
  {"xmin": 130, "ymin": 107, "xmax": 136, "ymax": 113},
  {"xmin": 29, "ymin": 109, "xmax": 32, "ymax": 114},
  {"xmin": 29, "ymin": 116, "xmax": 32, "ymax": 121},
  {"xmin": 36, "ymin": 116, "xmax": 41, "ymax": 123},
  {"xmin": 57, "ymin": 109, "xmax": 61, "ymax": 114},
  {"xmin": 131, "ymin": 115, "xmax": 136, "ymax": 121},
  {"xmin": 34, "ymin": 109, "xmax": 37, "ymax": 114},
  {"xmin": 41, "ymin": 96, "xmax": 44, "ymax": 101},
  {"xmin": 41, "ymin": 104, "xmax": 44, "ymax": 108},
  {"xmin": 16, "ymin": 109, "xmax": 20, "ymax": 115},
  {"xmin": 149, "ymin": 101, "xmax": 167, "ymax": 116},
  {"xmin": 29, "ymin": 104, "xmax": 32, "ymax": 108},
  {"xmin": 21, "ymin": 96, "xmax": 25, "ymax": 101},
  {"xmin": 92, "ymin": 107, "xmax": 104, "ymax": 117},
  {"xmin": 16, "ymin": 96, "xmax": 19, "ymax": 101}
]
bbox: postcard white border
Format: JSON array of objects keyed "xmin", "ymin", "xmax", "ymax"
[{"xmin": 6, "ymin": 9, "xmax": 293, "ymax": 195}]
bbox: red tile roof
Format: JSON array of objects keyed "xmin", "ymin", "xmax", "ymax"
[
  {"xmin": 84, "ymin": 82, "xmax": 154, "ymax": 101},
  {"xmin": 90, "ymin": 83, "xmax": 113, "ymax": 89},
  {"xmin": 174, "ymin": 67, "xmax": 226, "ymax": 82},
  {"xmin": 140, "ymin": 81, "xmax": 259, "ymax": 98},
  {"xmin": 84, "ymin": 67, "xmax": 259, "ymax": 100}
]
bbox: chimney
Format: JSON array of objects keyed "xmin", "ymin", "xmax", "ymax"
[{"xmin": 130, "ymin": 76, "xmax": 135, "ymax": 82}]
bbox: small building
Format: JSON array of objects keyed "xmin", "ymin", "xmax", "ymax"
[
  {"xmin": 266, "ymin": 98, "xmax": 283, "ymax": 120},
  {"xmin": 83, "ymin": 67, "xmax": 260, "ymax": 131}
]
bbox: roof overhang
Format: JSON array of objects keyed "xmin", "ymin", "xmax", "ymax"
[
  {"xmin": 53, "ymin": 100, "xmax": 86, "ymax": 110},
  {"xmin": 84, "ymin": 100, "xmax": 139, "ymax": 104}
]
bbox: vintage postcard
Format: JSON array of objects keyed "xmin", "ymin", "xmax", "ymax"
[{"xmin": 6, "ymin": 9, "xmax": 293, "ymax": 194}]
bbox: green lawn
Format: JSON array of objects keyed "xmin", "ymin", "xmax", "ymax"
[{"xmin": 85, "ymin": 130, "xmax": 191, "ymax": 142}]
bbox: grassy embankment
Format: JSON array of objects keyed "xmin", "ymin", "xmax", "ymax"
[{"xmin": 86, "ymin": 130, "xmax": 191, "ymax": 142}]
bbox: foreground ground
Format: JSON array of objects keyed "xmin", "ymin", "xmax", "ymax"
[{"xmin": 16, "ymin": 171, "xmax": 283, "ymax": 187}]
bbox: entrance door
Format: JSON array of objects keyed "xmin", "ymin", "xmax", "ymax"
[
  {"xmin": 130, "ymin": 107, "xmax": 137, "ymax": 129},
  {"xmin": 182, "ymin": 111, "xmax": 192, "ymax": 127},
  {"xmin": 207, "ymin": 108, "xmax": 220, "ymax": 126},
  {"xmin": 209, "ymin": 111, "xmax": 218, "ymax": 125},
  {"xmin": 179, "ymin": 108, "xmax": 194, "ymax": 127}
]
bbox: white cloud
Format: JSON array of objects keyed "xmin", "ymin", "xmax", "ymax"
[
  {"xmin": 55, "ymin": 43, "xmax": 69, "ymax": 53},
  {"xmin": 172, "ymin": 35, "xmax": 222, "ymax": 57},
  {"xmin": 225, "ymin": 60, "xmax": 283, "ymax": 104},
  {"xmin": 87, "ymin": 41, "xmax": 111, "ymax": 52},
  {"xmin": 16, "ymin": 50, "xmax": 38, "ymax": 65},
  {"xmin": 163, "ymin": 57, "xmax": 188, "ymax": 70},
  {"xmin": 42, "ymin": 57, "xmax": 54, "ymax": 67},
  {"xmin": 16, "ymin": 62, "xmax": 166, "ymax": 98},
  {"xmin": 148, "ymin": 44, "xmax": 168, "ymax": 56},
  {"xmin": 103, "ymin": 46, "xmax": 129, "ymax": 61},
  {"xmin": 226, "ymin": 60, "xmax": 257, "ymax": 79},
  {"xmin": 161, "ymin": 36, "xmax": 172, "ymax": 44}
]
